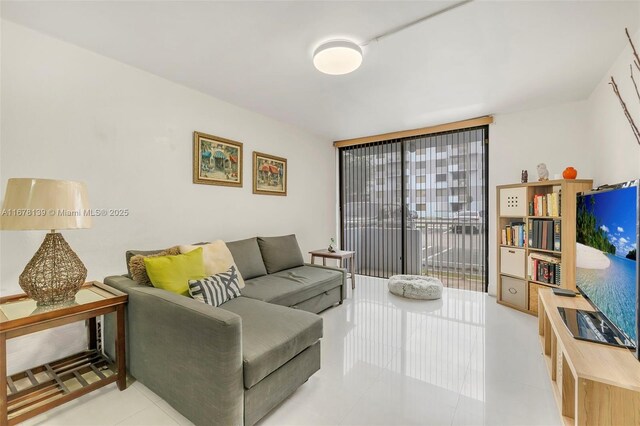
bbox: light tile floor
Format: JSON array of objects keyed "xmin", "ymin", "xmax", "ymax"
[{"xmin": 23, "ymin": 276, "xmax": 560, "ymax": 426}]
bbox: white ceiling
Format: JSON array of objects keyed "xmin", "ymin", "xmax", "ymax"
[{"xmin": 2, "ymin": 1, "xmax": 639, "ymax": 140}]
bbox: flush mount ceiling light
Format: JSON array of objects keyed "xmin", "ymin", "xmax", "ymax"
[
  {"xmin": 313, "ymin": 40, "xmax": 363, "ymax": 75},
  {"xmin": 312, "ymin": 0, "xmax": 474, "ymax": 76}
]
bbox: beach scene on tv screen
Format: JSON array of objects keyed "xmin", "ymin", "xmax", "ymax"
[{"xmin": 576, "ymin": 185, "xmax": 638, "ymax": 345}]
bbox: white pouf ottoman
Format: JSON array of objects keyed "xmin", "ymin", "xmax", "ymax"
[{"xmin": 388, "ymin": 275, "xmax": 443, "ymax": 300}]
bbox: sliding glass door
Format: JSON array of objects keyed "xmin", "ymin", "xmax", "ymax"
[
  {"xmin": 340, "ymin": 141, "xmax": 404, "ymax": 278},
  {"xmin": 339, "ymin": 126, "xmax": 488, "ymax": 292}
]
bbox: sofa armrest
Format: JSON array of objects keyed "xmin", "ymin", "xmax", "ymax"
[
  {"xmin": 103, "ymin": 277, "xmax": 243, "ymax": 426},
  {"xmin": 104, "ymin": 274, "xmax": 143, "ymax": 293},
  {"xmin": 103, "ymin": 275, "xmax": 140, "ymax": 362},
  {"xmin": 304, "ymin": 263, "xmax": 347, "ymax": 301}
]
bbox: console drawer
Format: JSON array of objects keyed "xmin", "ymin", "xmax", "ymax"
[
  {"xmin": 499, "ymin": 187, "xmax": 528, "ymax": 216},
  {"xmin": 501, "ymin": 276, "xmax": 527, "ymax": 309},
  {"xmin": 500, "ymin": 247, "xmax": 525, "ymax": 278}
]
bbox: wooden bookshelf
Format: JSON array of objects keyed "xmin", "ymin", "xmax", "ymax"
[{"xmin": 496, "ymin": 179, "xmax": 593, "ymax": 315}]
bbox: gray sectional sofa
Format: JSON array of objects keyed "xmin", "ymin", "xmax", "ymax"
[{"xmin": 104, "ymin": 235, "xmax": 345, "ymax": 426}]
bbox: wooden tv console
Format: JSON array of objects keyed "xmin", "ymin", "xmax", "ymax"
[{"xmin": 538, "ymin": 289, "xmax": 640, "ymax": 425}]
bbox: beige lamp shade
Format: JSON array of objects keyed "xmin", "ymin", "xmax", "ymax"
[{"xmin": 1, "ymin": 178, "xmax": 92, "ymax": 230}]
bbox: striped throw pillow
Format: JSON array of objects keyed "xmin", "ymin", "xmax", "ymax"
[{"xmin": 188, "ymin": 265, "xmax": 242, "ymax": 307}]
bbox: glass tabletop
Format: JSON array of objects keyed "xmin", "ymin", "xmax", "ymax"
[{"xmin": 0, "ymin": 288, "xmax": 106, "ymax": 320}]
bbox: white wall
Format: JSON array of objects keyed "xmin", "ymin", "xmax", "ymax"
[
  {"xmin": 487, "ymin": 29, "xmax": 640, "ymax": 296},
  {"xmin": 0, "ymin": 21, "xmax": 336, "ymax": 373},
  {"xmin": 487, "ymin": 100, "xmax": 593, "ymax": 295},
  {"xmin": 586, "ymin": 29, "xmax": 640, "ymax": 187}
]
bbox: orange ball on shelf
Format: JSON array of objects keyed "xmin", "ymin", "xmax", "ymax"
[{"xmin": 562, "ymin": 167, "xmax": 578, "ymax": 179}]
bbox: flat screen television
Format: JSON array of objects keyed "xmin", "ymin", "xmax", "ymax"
[{"xmin": 571, "ymin": 179, "xmax": 639, "ymax": 358}]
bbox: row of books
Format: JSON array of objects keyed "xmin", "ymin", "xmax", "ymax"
[
  {"xmin": 529, "ymin": 192, "xmax": 561, "ymax": 217},
  {"xmin": 527, "ymin": 253, "xmax": 562, "ymax": 285},
  {"xmin": 528, "ymin": 219, "xmax": 561, "ymax": 251},
  {"xmin": 501, "ymin": 222, "xmax": 526, "ymax": 247}
]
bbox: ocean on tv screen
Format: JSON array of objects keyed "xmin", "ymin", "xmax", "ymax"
[{"xmin": 576, "ymin": 185, "xmax": 638, "ymax": 345}]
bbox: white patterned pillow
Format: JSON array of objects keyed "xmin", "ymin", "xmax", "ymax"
[
  {"xmin": 179, "ymin": 241, "xmax": 245, "ymax": 288},
  {"xmin": 188, "ymin": 265, "xmax": 242, "ymax": 307}
]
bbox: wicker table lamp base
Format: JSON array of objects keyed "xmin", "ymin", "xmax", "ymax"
[{"xmin": 19, "ymin": 232, "xmax": 87, "ymax": 306}]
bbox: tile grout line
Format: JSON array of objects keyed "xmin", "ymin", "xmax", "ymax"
[
  {"xmin": 113, "ymin": 385, "xmax": 160, "ymax": 426},
  {"xmin": 112, "ymin": 385, "xmax": 156, "ymax": 425}
]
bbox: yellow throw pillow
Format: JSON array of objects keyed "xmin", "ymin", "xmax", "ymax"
[
  {"xmin": 129, "ymin": 246, "xmax": 181, "ymax": 286},
  {"xmin": 144, "ymin": 247, "xmax": 206, "ymax": 296},
  {"xmin": 179, "ymin": 240, "xmax": 245, "ymax": 289}
]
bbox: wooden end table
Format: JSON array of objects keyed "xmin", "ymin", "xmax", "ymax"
[
  {"xmin": 309, "ymin": 249, "xmax": 356, "ymax": 289},
  {"xmin": 0, "ymin": 282, "xmax": 127, "ymax": 426}
]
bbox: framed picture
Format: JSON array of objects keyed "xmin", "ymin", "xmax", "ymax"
[
  {"xmin": 253, "ymin": 151, "xmax": 287, "ymax": 196},
  {"xmin": 193, "ymin": 131, "xmax": 243, "ymax": 187}
]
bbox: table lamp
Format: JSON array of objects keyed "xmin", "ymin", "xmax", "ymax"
[{"xmin": 1, "ymin": 178, "xmax": 91, "ymax": 306}]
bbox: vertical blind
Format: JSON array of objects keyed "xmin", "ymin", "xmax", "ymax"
[{"xmin": 339, "ymin": 126, "xmax": 488, "ymax": 292}]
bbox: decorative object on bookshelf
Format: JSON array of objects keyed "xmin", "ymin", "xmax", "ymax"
[
  {"xmin": 0, "ymin": 178, "xmax": 91, "ymax": 306},
  {"xmin": 609, "ymin": 28, "xmax": 640, "ymax": 146},
  {"xmin": 521, "ymin": 170, "xmax": 528, "ymax": 183},
  {"xmin": 536, "ymin": 163, "xmax": 549, "ymax": 181},
  {"xmin": 562, "ymin": 166, "xmax": 578, "ymax": 179}
]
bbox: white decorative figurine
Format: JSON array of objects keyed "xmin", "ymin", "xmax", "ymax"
[
  {"xmin": 537, "ymin": 163, "xmax": 549, "ymax": 181},
  {"xmin": 328, "ymin": 238, "xmax": 336, "ymax": 253}
]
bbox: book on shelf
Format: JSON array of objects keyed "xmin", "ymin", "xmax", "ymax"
[
  {"xmin": 531, "ymin": 192, "xmax": 561, "ymax": 217},
  {"xmin": 553, "ymin": 219, "xmax": 561, "ymax": 251},
  {"xmin": 528, "ymin": 218, "xmax": 560, "ymax": 251},
  {"xmin": 527, "ymin": 252, "xmax": 562, "ymax": 285},
  {"xmin": 501, "ymin": 221, "xmax": 526, "ymax": 247},
  {"xmin": 550, "ymin": 193, "xmax": 557, "ymax": 216}
]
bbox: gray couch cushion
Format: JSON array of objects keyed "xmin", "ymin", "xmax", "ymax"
[
  {"xmin": 226, "ymin": 237, "xmax": 267, "ymax": 280},
  {"xmin": 257, "ymin": 235, "xmax": 304, "ymax": 274},
  {"xmin": 219, "ymin": 296, "xmax": 322, "ymax": 389},
  {"xmin": 241, "ymin": 265, "xmax": 342, "ymax": 307}
]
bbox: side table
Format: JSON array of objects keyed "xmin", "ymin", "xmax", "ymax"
[
  {"xmin": 0, "ymin": 281, "xmax": 127, "ymax": 426},
  {"xmin": 309, "ymin": 249, "xmax": 356, "ymax": 289}
]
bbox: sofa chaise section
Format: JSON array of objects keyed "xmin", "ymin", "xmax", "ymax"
[
  {"xmin": 104, "ymin": 276, "xmax": 244, "ymax": 426},
  {"xmin": 219, "ymin": 296, "xmax": 322, "ymax": 389},
  {"xmin": 104, "ymin": 275, "xmax": 322, "ymax": 426},
  {"xmin": 220, "ymin": 296, "xmax": 322, "ymax": 425}
]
